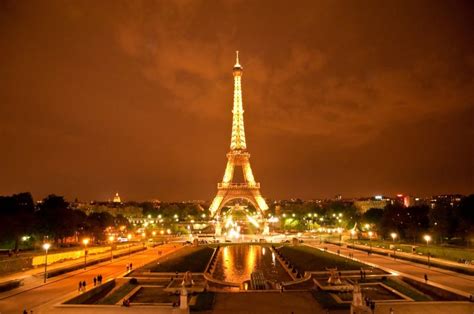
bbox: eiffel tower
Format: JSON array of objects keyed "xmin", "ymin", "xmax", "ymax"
[{"xmin": 209, "ymin": 51, "xmax": 269, "ymax": 218}]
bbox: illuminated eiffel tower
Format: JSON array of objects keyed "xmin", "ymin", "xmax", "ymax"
[{"xmin": 209, "ymin": 52, "xmax": 269, "ymax": 220}]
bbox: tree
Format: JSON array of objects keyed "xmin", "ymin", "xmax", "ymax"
[
  {"xmin": 428, "ymin": 203, "xmax": 455, "ymax": 242},
  {"xmin": 404, "ymin": 205, "xmax": 430, "ymax": 243},
  {"xmin": 454, "ymin": 194, "xmax": 474, "ymax": 243},
  {"xmin": 86, "ymin": 212, "xmax": 114, "ymax": 241},
  {"xmin": 35, "ymin": 195, "xmax": 75, "ymax": 243},
  {"xmin": 362, "ymin": 208, "xmax": 384, "ymax": 231},
  {"xmin": 380, "ymin": 203, "xmax": 409, "ymax": 238},
  {"xmin": 0, "ymin": 192, "xmax": 35, "ymax": 251}
]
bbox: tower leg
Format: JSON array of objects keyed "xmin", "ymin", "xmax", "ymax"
[
  {"xmin": 215, "ymin": 221, "xmax": 222, "ymax": 236},
  {"xmin": 262, "ymin": 221, "xmax": 270, "ymax": 235}
]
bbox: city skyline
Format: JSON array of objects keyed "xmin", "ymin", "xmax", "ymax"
[{"xmin": 1, "ymin": 0, "xmax": 473, "ymax": 201}]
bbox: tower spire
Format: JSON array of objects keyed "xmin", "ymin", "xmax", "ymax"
[
  {"xmin": 231, "ymin": 51, "xmax": 246, "ymax": 150},
  {"xmin": 235, "ymin": 50, "xmax": 241, "ymax": 68}
]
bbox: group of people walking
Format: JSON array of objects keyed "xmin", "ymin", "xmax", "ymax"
[
  {"xmin": 78, "ymin": 274, "xmax": 104, "ymax": 292},
  {"xmin": 364, "ymin": 296, "xmax": 376, "ymax": 312},
  {"xmin": 93, "ymin": 274, "xmax": 104, "ymax": 286}
]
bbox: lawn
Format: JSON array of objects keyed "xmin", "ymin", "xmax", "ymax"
[
  {"xmin": 149, "ymin": 246, "xmax": 214, "ymax": 273},
  {"xmin": 97, "ymin": 281, "xmax": 138, "ymax": 305},
  {"xmin": 278, "ymin": 245, "xmax": 366, "ymax": 272},
  {"xmin": 355, "ymin": 240, "xmax": 474, "ymax": 262},
  {"xmin": 381, "ymin": 277, "xmax": 432, "ymax": 301},
  {"xmin": 129, "ymin": 287, "xmax": 178, "ymax": 303}
]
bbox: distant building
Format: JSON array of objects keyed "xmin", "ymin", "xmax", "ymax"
[
  {"xmin": 353, "ymin": 197, "xmax": 389, "ymax": 213},
  {"xmin": 113, "ymin": 192, "xmax": 122, "ymax": 204},
  {"xmin": 430, "ymin": 194, "xmax": 463, "ymax": 208},
  {"xmin": 394, "ymin": 194, "xmax": 415, "ymax": 207}
]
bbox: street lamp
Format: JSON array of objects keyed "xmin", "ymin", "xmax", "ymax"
[
  {"xmin": 109, "ymin": 236, "xmax": 114, "ymax": 261},
  {"xmin": 424, "ymin": 234, "xmax": 432, "ymax": 267},
  {"xmin": 391, "ymin": 233, "xmax": 397, "ymax": 259},
  {"xmin": 391, "ymin": 232, "xmax": 397, "ymax": 243},
  {"xmin": 127, "ymin": 234, "xmax": 132, "ymax": 258},
  {"xmin": 42, "ymin": 243, "xmax": 51, "ymax": 283},
  {"xmin": 141, "ymin": 232, "xmax": 147, "ymax": 247},
  {"xmin": 368, "ymin": 231, "xmax": 373, "ymax": 254},
  {"xmin": 82, "ymin": 238, "xmax": 90, "ymax": 270}
]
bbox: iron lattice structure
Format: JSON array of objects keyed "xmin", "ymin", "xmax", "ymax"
[{"xmin": 209, "ymin": 52, "xmax": 269, "ymax": 217}]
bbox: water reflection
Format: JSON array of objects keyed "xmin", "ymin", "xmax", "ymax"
[{"xmin": 213, "ymin": 245, "xmax": 291, "ymax": 283}]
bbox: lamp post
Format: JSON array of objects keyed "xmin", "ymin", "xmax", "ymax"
[
  {"xmin": 43, "ymin": 243, "xmax": 50, "ymax": 283},
  {"xmin": 424, "ymin": 234, "xmax": 431, "ymax": 267},
  {"xmin": 350, "ymin": 230, "xmax": 356, "ymax": 258},
  {"xmin": 82, "ymin": 238, "xmax": 90, "ymax": 270},
  {"xmin": 109, "ymin": 236, "xmax": 114, "ymax": 262},
  {"xmin": 338, "ymin": 229, "xmax": 343, "ymax": 246},
  {"xmin": 127, "ymin": 234, "xmax": 132, "ymax": 258},
  {"xmin": 368, "ymin": 231, "xmax": 373, "ymax": 254},
  {"xmin": 391, "ymin": 233, "xmax": 397, "ymax": 259}
]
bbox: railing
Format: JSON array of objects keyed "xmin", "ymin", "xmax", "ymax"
[{"xmin": 217, "ymin": 183, "xmax": 260, "ymax": 189}]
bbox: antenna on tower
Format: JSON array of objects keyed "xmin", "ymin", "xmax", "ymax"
[{"xmin": 235, "ymin": 50, "xmax": 241, "ymax": 67}]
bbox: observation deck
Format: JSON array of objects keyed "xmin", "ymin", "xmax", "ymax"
[{"xmin": 217, "ymin": 182, "xmax": 260, "ymax": 189}]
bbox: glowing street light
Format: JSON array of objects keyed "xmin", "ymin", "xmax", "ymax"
[
  {"xmin": 42, "ymin": 243, "xmax": 51, "ymax": 283},
  {"xmin": 390, "ymin": 232, "xmax": 397, "ymax": 259},
  {"xmin": 424, "ymin": 234, "xmax": 431, "ymax": 245},
  {"xmin": 391, "ymin": 232, "xmax": 397, "ymax": 243},
  {"xmin": 82, "ymin": 238, "xmax": 90, "ymax": 270}
]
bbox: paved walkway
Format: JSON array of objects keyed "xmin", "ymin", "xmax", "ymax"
[
  {"xmin": 0, "ymin": 244, "xmax": 143, "ymax": 286},
  {"xmin": 306, "ymin": 241, "xmax": 474, "ymax": 297},
  {"xmin": 0, "ymin": 243, "xmax": 183, "ymax": 314},
  {"xmin": 349, "ymin": 242, "xmax": 474, "ymax": 271}
]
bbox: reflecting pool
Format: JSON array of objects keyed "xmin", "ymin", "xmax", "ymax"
[{"xmin": 213, "ymin": 244, "xmax": 291, "ymax": 284}]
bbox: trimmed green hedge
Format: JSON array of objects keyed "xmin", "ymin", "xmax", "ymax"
[
  {"xmin": 0, "ymin": 279, "xmax": 22, "ymax": 292},
  {"xmin": 64, "ymin": 280, "xmax": 116, "ymax": 304}
]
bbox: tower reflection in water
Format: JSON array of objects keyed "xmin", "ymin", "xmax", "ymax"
[{"xmin": 213, "ymin": 244, "xmax": 291, "ymax": 284}]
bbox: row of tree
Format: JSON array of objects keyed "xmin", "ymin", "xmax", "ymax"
[
  {"xmin": 361, "ymin": 194, "xmax": 474, "ymax": 244},
  {"xmin": 0, "ymin": 193, "xmax": 129, "ymax": 251}
]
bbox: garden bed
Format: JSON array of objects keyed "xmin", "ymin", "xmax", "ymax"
[{"xmin": 149, "ymin": 246, "xmax": 214, "ymax": 273}]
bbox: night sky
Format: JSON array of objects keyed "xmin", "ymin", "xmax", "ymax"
[{"xmin": 0, "ymin": 0, "xmax": 472, "ymax": 201}]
